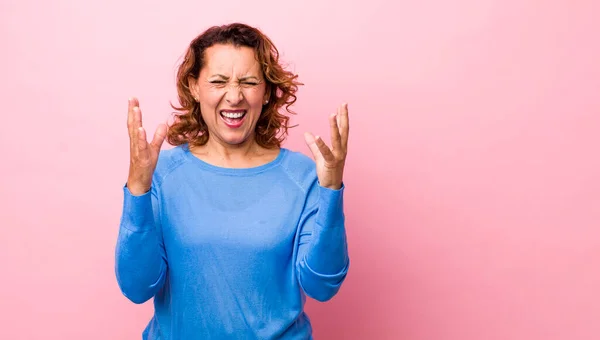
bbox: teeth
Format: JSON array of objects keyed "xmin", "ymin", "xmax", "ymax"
[{"xmin": 221, "ymin": 111, "xmax": 245, "ymax": 119}]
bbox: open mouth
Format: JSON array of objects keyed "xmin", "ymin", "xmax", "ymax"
[{"xmin": 220, "ymin": 110, "xmax": 247, "ymax": 128}]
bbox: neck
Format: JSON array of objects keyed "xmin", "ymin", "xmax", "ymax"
[
  {"xmin": 189, "ymin": 134, "xmax": 281, "ymax": 169},
  {"xmin": 205, "ymin": 136, "xmax": 259, "ymax": 159},
  {"xmin": 189, "ymin": 134, "xmax": 273, "ymax": 168}
]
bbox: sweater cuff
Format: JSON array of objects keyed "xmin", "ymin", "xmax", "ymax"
[
  {"xmin": 316, "ymin": 183, "xmax": 345, "ymax": 228},
  {"xmin": 121, "ymin": 184, "xmax": 155, "ymax": 232}
]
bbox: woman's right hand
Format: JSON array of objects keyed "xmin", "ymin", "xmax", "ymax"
[{"xmin": 126, "ymin": 97, "xmax": 168, "ymax": 196}]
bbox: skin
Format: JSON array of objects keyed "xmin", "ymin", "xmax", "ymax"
[
  {"xmin": 126, "ymin": 43, "xmax": 349, "ymax": 195},
  {"xmin": 188, "ymin": 44, "xmax": 276, "ymax": 168}
]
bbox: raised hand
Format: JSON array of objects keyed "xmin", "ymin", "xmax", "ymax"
[
  {"xmin": 126, "ymin": 97, "xmax": 168, "ymax": 195},
  {"xmin": 304, "ymin": 103, "xmax": 349, "ymax": 190}
]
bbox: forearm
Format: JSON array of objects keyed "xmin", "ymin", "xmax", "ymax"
[
  {"xmin": 114, "ymin": 187, "xmax": 167, "ymax": 304},
  {"xmin": 297, "ymin": 185, "xmax": 349, "ymax": 301},
  {"xmin": 304, "ymin": 185, "xmax": 349, "ymax": 274}
]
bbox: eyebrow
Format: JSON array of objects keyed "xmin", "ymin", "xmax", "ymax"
[{"xmin": 212, "ymin": 74, "xmax": 261, "ymax": 81}]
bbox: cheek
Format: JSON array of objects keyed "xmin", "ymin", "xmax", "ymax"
[
  {"xmin": 201, "ymin": 88, "xmax": 225, "ymax": 103},
  {"xmin": 243, "ymin": 87, "xmax": 266, "ymax": 105},
  {"xmin": 198, "ymin": 101, "xmax": 219, "ymax": 122}
]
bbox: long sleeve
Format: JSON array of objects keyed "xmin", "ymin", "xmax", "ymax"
[
  {"xmin": 114, "ymin": 184, "xmax": 168, "ymax": 304},
  {"xmin": 296, "ymin": 182, "xmax": 350, "ymax": 302}
]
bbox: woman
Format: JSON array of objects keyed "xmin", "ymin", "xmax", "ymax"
[{"xmin": 115, "ymin": 22, "xmax": 350, "ymax": 339}]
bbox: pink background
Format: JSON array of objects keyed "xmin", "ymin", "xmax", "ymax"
[{"xmin": 1, "ymin": 0, "xmax": 599, "ymax": 339}]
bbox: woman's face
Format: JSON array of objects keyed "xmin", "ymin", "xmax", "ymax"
[{"xmin": 191, "ymin": 43, "xmax": 269, "ymax": 146}]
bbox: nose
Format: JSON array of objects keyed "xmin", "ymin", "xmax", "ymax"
[{"xmin": 224, "ymin": 83, "xmax": 243, "ymax": 105}]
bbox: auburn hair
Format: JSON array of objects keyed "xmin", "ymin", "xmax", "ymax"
[{"xmin": 167, "ymin": 23, "xmax": 302, "ymax": 149}]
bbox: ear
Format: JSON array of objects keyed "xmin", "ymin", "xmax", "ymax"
[
  {"xmin": 263, "ymin": 85, "xmax": 271, "ymax": 105},
  {"xmin": 188, "ymin": 76, "xmax": 199, "ymax": 102}
]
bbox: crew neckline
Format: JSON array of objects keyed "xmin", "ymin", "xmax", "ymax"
[{"xmin": 181, "ymin": 143, "xmax": 287, "ymax": 175}]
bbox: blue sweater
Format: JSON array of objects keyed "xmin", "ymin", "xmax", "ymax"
[{"xmin": 115, "ymin": 144, "xmax": 350, "ymax": 339}]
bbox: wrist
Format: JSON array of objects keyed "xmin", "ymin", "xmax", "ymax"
[
  {"xmin": 319, "ymin": 180, "xmax": 343, "ymax": 190},
  {"xmin": 126, "ymin": 181, "xmax": 150, "ymax": 196}
]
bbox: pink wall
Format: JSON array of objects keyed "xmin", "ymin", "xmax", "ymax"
[{"xmin": 1, "ymin": 1, "xmax": 599, "ymax": 339}]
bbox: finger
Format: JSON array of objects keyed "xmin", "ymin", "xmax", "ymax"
[
  {"xmin": 130, "ymin": 106, "xmax": 143, "ymax": 151},
  {"xmin": 304, "ymin": 132, "xmax": 322, "ymax": 160},
  {"xmin": 314, "ymin": 135, "xmax": 336, "ymax": 163},
  {"xmin": 130, "ymin": 119, "xmax": 139, "ymax": 158},
  {"xmin": 127, "ymin": 98, "xmax": 134, "ymax": 137},
  {"xmin": 150, "ymin": 123, "xmax": 168, "ymax": 151},
  {"xmin": 329, "ymin": 112, "xmax": 342, "ymax": 152},
  {"xmin": 137, "ymin": 127, "xmax": 149, "ymax": 160},
  {"xmin": 339, "ymin": 103, "xmax": 349, "ymax": 150},
  {"xmin": 134, "ymin": 106, "xmax": 143, "ymax": 129},
  {"xmin": 127, "ymin": 97, "xmax": 139, "ymax": 135}
]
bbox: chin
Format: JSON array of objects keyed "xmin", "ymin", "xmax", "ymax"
[{"xmin": 220, "ymin": 132, "xmax": 253, "ymax": 145}]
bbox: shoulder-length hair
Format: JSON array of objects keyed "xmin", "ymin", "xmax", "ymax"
[{"xmin": 167, "ymin": 23, "xmax": 303, "ymax": 148}]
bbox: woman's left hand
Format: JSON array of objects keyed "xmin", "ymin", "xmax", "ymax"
[{"xmin": 304, "ymin": 103, "xmax": 349, "ymax": 190}]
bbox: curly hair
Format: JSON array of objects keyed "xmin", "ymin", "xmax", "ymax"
[{"xmin": 167, "ymin": 23, "xmax": 303, "ymax": 149}]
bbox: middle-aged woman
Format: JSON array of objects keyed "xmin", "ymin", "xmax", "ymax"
[{"xmin": 115, "ymin": 22, "xmax": 351, "ymax": 339}]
